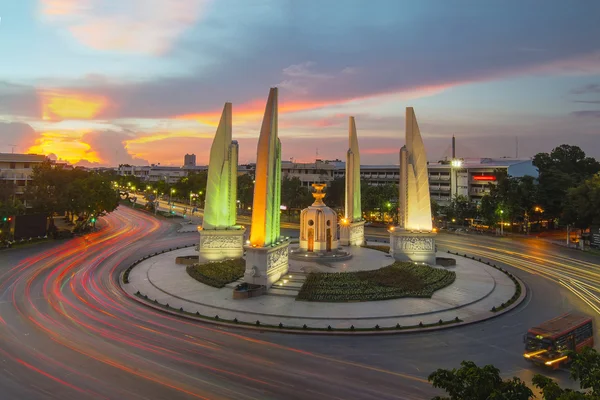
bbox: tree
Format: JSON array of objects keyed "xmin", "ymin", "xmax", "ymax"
[
  {"xmin": 563, "ymin": 174, "xmax": 600, "ymax": 230},
  {"xmin": 428, "ymin": 360, "xmax": 532, "ymax": 400},
  {"xmin": 325, "ymin": 177, "xmax": 345, "ymax": 209},
  {"xmin": 430, "ymin": 348, "xmax": 600, "ymax": 400},
  {"xmin": 431, "ymin": 199, "xmax": 440, "ymax": 220},
  {"xmin": 533, "ymin": 145, "xmax": 600, "ymax": 224},
  {"xmin": 237, "ymin": 174, "xmax": 254, "ymax": 210},
  {"xmin": 361, "ymin": 182, "xmax": 397, "ymax": 222},
  {"xmin": 281, "ymin": 176, "xmax": 312, "ymax": 213},
  {"xmin": 478, "ymin": 170, "xmax": 539, "ymax": 232},
  {"xmin": 442, "ymin": 195, "xmax": 477, "ymax": 225},
  {"xmin": 25, "ymin": 162, "xmax": 119, "ymax": 231},
  {"xmin": 173, "ymin": 171, "xmax": 208, "ymax": 204}
]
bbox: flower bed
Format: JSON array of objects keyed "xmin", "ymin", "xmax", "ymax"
[
  {"xmin": 297, "ymin": 262, "xmax": 456, "ymax": 302},
  {"xmin": 186, "ymin": 258, "xmax": 245, "ymax": 288}
]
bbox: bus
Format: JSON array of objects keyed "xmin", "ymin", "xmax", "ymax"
[{"xmin": 523, "ymin": 313, "xmax": 593, "ymax": 369}]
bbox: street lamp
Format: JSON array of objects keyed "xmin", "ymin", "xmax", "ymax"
[
  {"xmin": 169, "ymin": 188, "xmax": 175, "ymax": 204},
  {"xmin": 500, "ymin": 210, "xmax": 504, "ymax": 236}
]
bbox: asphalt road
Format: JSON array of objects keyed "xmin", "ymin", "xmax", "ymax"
[{"xmin": 0, "ymin": 206, "xmax": 598, "ymax": 399}]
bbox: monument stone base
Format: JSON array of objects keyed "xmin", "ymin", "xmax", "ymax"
[
  {"xmin": 198, "ymin": 228, "xmax": 245, "ymax": 261},
  {"xmin": 390, "ymin": 229, "xmax": 437, "ymax": 265},
  {"xmin": 243, "ymin": 240, "xmax": 289, "ymax": 289},
  {"xmin": 340, "ymin": 220, "xmax": 365, "ymax": 246}
]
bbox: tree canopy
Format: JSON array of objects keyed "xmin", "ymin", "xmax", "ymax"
[
  {"xmin": 25, "ymin": 161, "xmax": 119, "ymax": 224},
  {"xmin": 533, "ymin": 145, "xmax": 600, "ymax": 222},
  {"xmin": 429, "ymin": 347, "xmax": 600, "ymax": 400}
]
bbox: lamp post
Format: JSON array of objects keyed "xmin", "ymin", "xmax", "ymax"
[
  {"xmin": 169, "ymin": 188, "xmax": 175, "ymax": 204},
  {"xmin": 153, "ymin": 190, "xmax": 158, "ymax": 215},
  {"xmin": 500, "ymin": 210, "xmax": 504, "ymax": 236}
]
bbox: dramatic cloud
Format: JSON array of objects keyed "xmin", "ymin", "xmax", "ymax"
[
  {"xmin": 41, "ymin": 90, "xmax": 109, "ymax": 121},
  {"xmin": 0, "ymin": 122, "xmax": 39, "ymax": 153},
  {"xmin": 2, "ymin": 0, "xmax": 597, "ymax": 165},
  {"xmin": 571, "ymin": 110, "xmax": 600, "ymax": 118},
  {"xmin": 82, "ymin": 130, "xmax": 149, "ymax": 165},
  {"xmin": 39, "ymin": 0, "xmax": 211, "ymax": 55},
  {"xmin": 571, "ymin": 83, "xmax": 600, "ymax": 94}
]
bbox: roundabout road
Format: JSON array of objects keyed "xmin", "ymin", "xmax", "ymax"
[{"xmin": 0, "ymin": 207, "xmax": 597, "ymax": 399}]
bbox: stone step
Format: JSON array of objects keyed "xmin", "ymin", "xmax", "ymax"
[{"xmin": 267, "ymin": 288, "xmax": 298, "ymax": 297}]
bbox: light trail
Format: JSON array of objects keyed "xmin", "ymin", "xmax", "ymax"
[{"xmin": 436, "ymin": 237, "xmax": 600, "ymax": 318}]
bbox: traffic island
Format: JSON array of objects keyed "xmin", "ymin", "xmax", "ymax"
[{"xmin": 121, "ymin": 246, "xmax": 527, "ymax": 334}]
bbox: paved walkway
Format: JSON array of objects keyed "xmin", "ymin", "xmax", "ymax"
[{"xmin": 123, "ymin": 246, "xmax": 520, "ymax": 329}]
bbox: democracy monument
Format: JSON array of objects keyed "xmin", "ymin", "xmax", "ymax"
[{"xmin": 121, "ymin": 86, "xmax": 523, "ymax": 333}]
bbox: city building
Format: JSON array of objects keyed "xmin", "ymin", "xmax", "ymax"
[
  {"xmin": 117, "ymin": 164, "xmax": 207, "ymax": 184},
  {"xmin": 281, "ymin": 159, "xmax": 338, "ymax": 187},
  {"xmin": 331, "ymin": 158, "xmax": 537, "ymax": 206},
  {"xmin": 0, "ymin": 153, "xmax": 48, "ymax": 203},
  {"xmin": 184, "ymin": 153, "xmax": 196, "ymax": 167}
]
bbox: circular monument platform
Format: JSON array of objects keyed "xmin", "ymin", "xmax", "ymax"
[{"xmin": 122, "ymin": 244, "xmax": 524, "ymax": 332}]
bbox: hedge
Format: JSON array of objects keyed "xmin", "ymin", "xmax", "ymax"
[
  {"xmin": 297, "ymin": 261, "xmax": 455, "ymax": 302},
  {"xmin": 186, "ymin": 258, "xmax": 245, "ymax": 288}
]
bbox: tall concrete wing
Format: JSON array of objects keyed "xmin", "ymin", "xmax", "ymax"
[
  {"xmin": 202, "ymin": 102, "xmax": 239, "ymax": 230},
  {"xmin": 404, "ymin": 107, "xmax": 432, "ymax": 231},
  {"xmin": 250, "ymin": 88, "xmax": 281, "ymax": 247},
  {"xmin": 390, "ymin": 107, "xmax": 435, "ymax": 265},
  {"xmin": 345, "ymin": 117, "xmax": 362, "ymax": 221}
]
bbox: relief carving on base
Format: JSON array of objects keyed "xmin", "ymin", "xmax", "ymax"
[
  {"xmin": 267, "ymin": 247, "xmax": 289, "ymax": 271},
  {"xmin": 395, "ymin": 236, "xmax": 434, "ymax": 251},
  {"xmin": 350, "ymin": 225, "xmax": 364, "ymax": 240},
  {"xmin": 200, "ymin": 234, "xmax": 243, "ymax": 249}
]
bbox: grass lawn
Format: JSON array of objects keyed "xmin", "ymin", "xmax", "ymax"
[
  {"xmin": 297, "ymin": 262, "xmax": 455, "ymax": 302},
  {"xmin": 186, "ymin": 258, "xmax": 245, "ymax": 288}
]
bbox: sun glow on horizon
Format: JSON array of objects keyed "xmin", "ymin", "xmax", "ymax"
[{"xmin": 27, "ymin": 130, "xmax": 101, "ymax": 164}]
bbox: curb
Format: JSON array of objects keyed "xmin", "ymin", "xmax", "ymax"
[{"xmin": 120, "ymin": 249, "xmax": 527, "ymax": 335}]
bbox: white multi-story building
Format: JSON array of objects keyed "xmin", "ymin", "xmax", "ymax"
[
  {"xmin": 281, "ymin": 159, "xmax": 338, "ymax": 187},
  {"xmin": 330, "ymin": 158, "xmax": 537, "ymax": 206},
  {"xmin": 117, "ymin": 164, "xmax": 208, "ymax": 184},
  {"xmin": 0, "ymin": 153, "xmax": 48, "ymax": 202}
]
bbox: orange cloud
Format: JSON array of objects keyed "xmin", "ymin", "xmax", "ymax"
[
  {"xmin": 362, "ymin": 148, "xmax": 399, "ymax": 155},
  {"xmin": 40, "ymin": 90, "xmax": 108, "ymax": 121},
  {"xmin": 27, "ymin": 130, "xmax": 101, "ymax": 164},
  {"xmin": 176, "ymin": 98, "xmax": 339, "ymax": 127},
  {"xmin": 39, "ymin": 0, "xmax": 209, "ymax": 55},
  {"xmin": 40, "ymin": 0, "xmax": 86, "ymax": 16}
]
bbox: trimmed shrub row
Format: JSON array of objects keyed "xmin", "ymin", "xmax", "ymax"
[
  {"xmin": 133, "ymin": 291, "xmax": 463, "ymax": 332},
  {"xmin": 361, "ymin": 244, "xmax": 391, "ymax": 253},
  {"xmin": 185, "ymin": 258, "xmax": 245, "ymax": 288}
]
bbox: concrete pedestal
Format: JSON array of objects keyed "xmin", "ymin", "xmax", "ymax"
[
  {"xmin": 340, "ymin": 220, "xmax": 365, "ymax": 246},
  {"xmin": 198, "ymin": 228, "xmax": 245, "ymax": 261},
  {"xmin": 390, "ymin": 229, "xmax": 436, "ymax": 265},
  {"xmin": 243, "ymin": 240, "xmax": 289, "ymax": 289}
]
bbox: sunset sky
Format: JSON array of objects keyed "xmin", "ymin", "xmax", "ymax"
[{"xmin": 1, "ymin": 0, "xmax": 599, "ymax": 167}]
